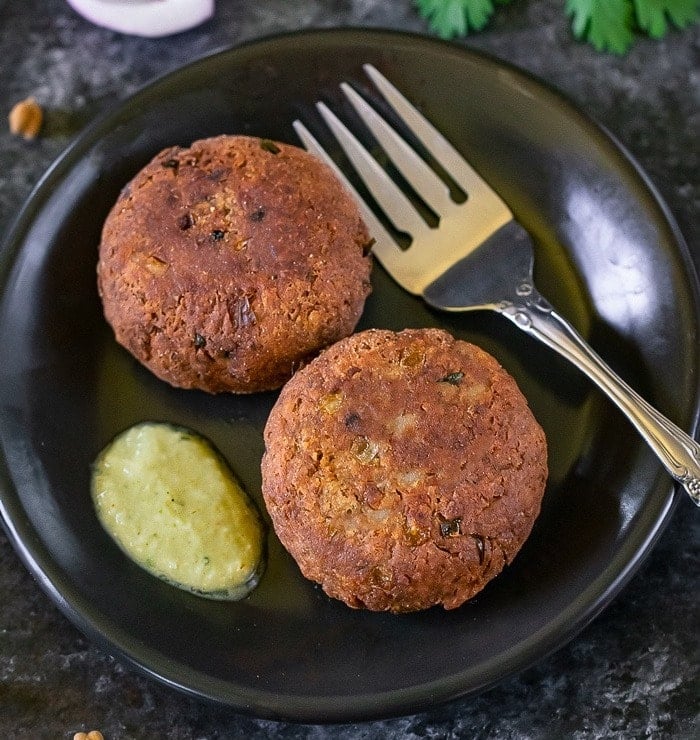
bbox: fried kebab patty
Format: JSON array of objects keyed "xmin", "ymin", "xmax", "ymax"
[
  {"xmin": 261, "ymin": 327, "xmax": 548, "ymax": 613},
  {"xmin": 97, "ymin": 135, "xmax": 373, "ymax": 393}
]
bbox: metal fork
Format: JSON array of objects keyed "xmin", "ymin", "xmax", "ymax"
[{"xmin": 293, "ymin": 63, "xmax": 700, "ymax": 506}]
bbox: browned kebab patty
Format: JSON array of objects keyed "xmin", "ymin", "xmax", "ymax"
[
  {"xmin": 97, "ymin": 135, "xmax": 373, "ymax": 393},
  {"xmin": 261, "ymin": 328, "xmax": 548, "ymax": 613}
]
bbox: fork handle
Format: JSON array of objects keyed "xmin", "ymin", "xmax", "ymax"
[{"xmin": 500, "ymin": 294, "xmax": 700, "ymax": 506}]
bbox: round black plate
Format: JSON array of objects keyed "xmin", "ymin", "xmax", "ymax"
[{"xmin": 0, "ymin": 30, "xmax": 698, "ymax": 722}]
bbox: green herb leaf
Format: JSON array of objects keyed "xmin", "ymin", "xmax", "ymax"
[
  {"xmin": 633, "ymin": 0, "xmax": 700, "ymax": 38},
  {"xmin": 414, "ymin": 0, "xmax": 513, "ymax": 38},
  {"xmin": 565, "ymin": 0, "xmax": 635, "ymax": 53},
  {"xmin": 439, "ymin": 371, "xmax": 464, "ymax": 385},
  {"xmin": 414, "ymin": 0, "xmax": 699, "ymax": 52}
]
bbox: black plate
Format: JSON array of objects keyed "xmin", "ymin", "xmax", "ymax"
[{"xmin": 0, "ymin": 29, "xmax": 698, "ymax": 723}]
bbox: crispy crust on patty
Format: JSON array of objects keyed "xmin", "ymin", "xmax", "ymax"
[
  {"xmin": 97, "ymin": 135, "xmax": 373, "ymax": 393},
  {"xmin": 261, "ymin": 328, "xmax": 548, "ymax": 612}
]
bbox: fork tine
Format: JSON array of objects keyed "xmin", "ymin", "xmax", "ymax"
[
  {"xmin": 339, "ymin": 82, "xmax": 453, "ymax": 216},
  {"xmin": 363, "ymin": 63, "xmax": 511, "ymax": 222},
  {"xmin": 295, "ymin": 69, "xmax": 514, "ymax": 295},
  {"xmin": 292, "ymin": 120, "xmax": 392, "ymax": 247},
  {"xmin": 315, "ymin": 101, "xmax": 429, "ymax": 240},
  {"xmin": 292, "ymin": 119, "xmax": 408, "ymax": 284}
]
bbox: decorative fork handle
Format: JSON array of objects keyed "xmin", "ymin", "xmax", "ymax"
[{"xmin": 500, "ymin": 291, "xmax": 700, "ymax": 506}]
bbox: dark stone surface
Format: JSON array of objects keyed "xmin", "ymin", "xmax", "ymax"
[{"xmin": 0, "ymin": 1, "xmax": 698, "ymax": 737}]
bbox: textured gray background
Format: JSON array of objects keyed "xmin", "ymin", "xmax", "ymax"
[{"xmin": 1, "ymin": 1, "xmax": 698, "ymax": 737}]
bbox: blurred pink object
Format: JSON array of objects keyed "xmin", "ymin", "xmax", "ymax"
[{"xmin": 66, "ymin": 0, "xmax": 215, "ymax": 37}]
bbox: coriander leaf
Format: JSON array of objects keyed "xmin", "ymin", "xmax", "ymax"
[
  {"xmin": 414, "ymin": 0, "xmax": 513, "ymax": 39},
  {"xmin": 565, "ymin": 0, "xmax": 635, "ymax": 54},
  {"xmin": 633, "ymin": 0, "xmax": 700, "ymax": 38}
]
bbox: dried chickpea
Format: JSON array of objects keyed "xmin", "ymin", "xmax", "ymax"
[{"xmin": 8, "ymin": 97, "xmax": 43, "ymax": 139}]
